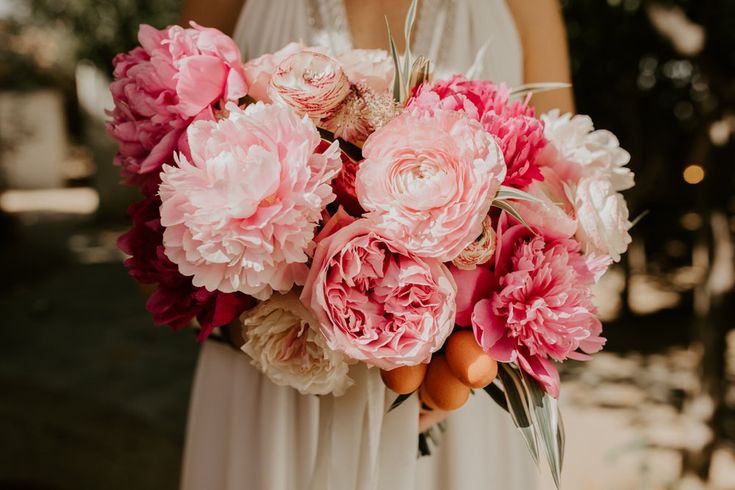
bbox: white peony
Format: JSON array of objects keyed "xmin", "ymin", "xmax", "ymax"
[
  {"xmin": 574, "ymin": 177, "xmax": 632, "ymax": 262},
  {"xmin": 540, "ymin": 109, "xmax": 635, "ymax": 192},
  {"xmin": 240, "ymin": 292, "xmax": 352, "ymax": 396}
]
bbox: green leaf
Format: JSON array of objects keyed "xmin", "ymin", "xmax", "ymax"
[
  {"xmin": 388, "ymin": 392, "xmax": 413, "ymax": 412},
  {"xmin": 497, "ymin": 364, "xmax": 540, "ymax": 465},
  {"xmin": 385, "ymin": 17, "xmax": 404, "ymax": 103},
  {"xmin": 521, "ymin": 371, "xmax": 565, "ymax": 489},
  {"xmin": 510, "ymin": 82, "xmax": 571, "ymax": 99},
  {"xmin": 630, "ymin": 209, "xmax": 649, "ymax": 229},
  {"xmin": 491, "ymin": 200, "xmax": 535, "ymax": 233},
  {"xmin": 495, "ymin": 185, "xmax": 546, "ymax": 205},
  {"xmin": 483, "ymin": 380, "xmax": 509, "ymax": 413},
  {"xmin": 402, "ymin": 0, "xmax": 418, "ymax": 86}
]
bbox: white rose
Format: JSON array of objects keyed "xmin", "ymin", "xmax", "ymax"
[
  {"xmin": 574, "ymin": 177, "xmax": 632, "ymax": 262},
  {"xmin": 541, "ymin": 110, "xmax": 635, "ymax": 192},
  {"xmin": 240, "ymin": 292, "xmax": 353, "ymax": 396}
]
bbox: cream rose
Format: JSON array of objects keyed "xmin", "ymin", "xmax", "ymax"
[
  {"xmin": 240, "ymin": 292, "xmax": 352, "ymax": 396},
  {"xmin": 268, "ymin": 51, "xmax": 351, "ymax": 119}
]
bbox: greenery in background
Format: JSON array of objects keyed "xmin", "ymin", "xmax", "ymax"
[{"xmin": 0, "ymin": 0, "xmax": 180, "ymax": 90}]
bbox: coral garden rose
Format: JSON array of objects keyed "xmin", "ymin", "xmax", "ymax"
[
  {"xmin": 242, "ymin": 42, "xmax": 305, "ymax": 103},
  {"xmin": 574, "ymin": 176, "xmax": 632, "ymax": 262},
  {"xmin": 240, "ymin": 292, "xmax": 352, "ymax": 396},
  {"xmin": 355, "ymin": 110, "xmax": 506, "ymax": 262},
  {"xmin": 118, "ymin": 195, "xmax": 252, "ymax": 339},
  {"xmin": 107, "ymin": 23, "xmax": 248, "ymax": 181},
  {"xmin": 268, "ymin": 50, "xmax": 351, "ymax": 119},
  {"xmin": 159, "ymin": 102, "xmax": 342, "ymax": 300},
  {"xmin": 453, "ymin": 214, "xmax": 605, "ymax": 397},
  {"xmin": 407, "ymin": 75, "xmax": 545, "ymax": 188},
  {"xmin": 301, "ymin": 216, "xmax": 457, "ymax": 370},
  {"xmin": 539, "ymin": 109, "xmax": 634, "ymax": 192}
]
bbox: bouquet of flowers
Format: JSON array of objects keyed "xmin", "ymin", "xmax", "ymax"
[{"xmin": 108, "ymin": 5, "xmax": 634, "ymax": 485}]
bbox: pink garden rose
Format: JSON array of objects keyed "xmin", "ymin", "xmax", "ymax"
[
  {"xmin": 337, "ymin": 49, "xmax": 394, "ymax": 94},
  {"xmin": 407, "ymin": 75, "xmax": 546, "ymax": 188},
  {"xmin": 118, "ymin": 196, "xmax": 252, "ymax": 340},
  {"xmin": 453, "ymin": 214, "xmax": 605, "ymax": 397},
  {"xmin": 107, "ymin": 23, "xmax": 248, "ymax": 182},
  {"xmin": 243, "ymin": 42, "xmax": 305, "ymax": 103},
  {"xmin": 159, "ymin": 102, "xmax": 342, "ymax": 300},
  {"xmin": 301, "ymin": 216, "xmax": 457, "ymax": 370},
  {"xmin": 355, "ymin": 110, "xmax": 506, "ymax": 261},
  {"xmin": 268, "ymin": 51, "xmax": 351, "ymax": 119}
]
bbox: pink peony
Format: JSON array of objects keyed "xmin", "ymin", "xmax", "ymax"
[
  {"xmin": 118, "ymin": 196, "xmax": 252, "ymax": 339},
  {"xmin": 268, "ymin": 51, "xmax": 351, "ymax": 119},
  {"xmin": 301, "ymin": 216, "xmax": 457, "ymax": 370},
  {"xmin": 355, "ymin": 110, "xmax": 506, "ymax": 261},
  {"xmin": 453, "ymin": 214, "xmax": 605, "ymax": 397},
  {"xmin": 159, "ymin": 102, "xmax": 342, "ymax": 300},
  {"xmin": 243, "ymin": 42, "xmax": 305, "ymax": 103},
  {"xmin": 407, "ymin": 75, "xmax": 545, "ymax": 188},
  {"xmin": 336, "ymin": 49, "xmax": 394, "ymax": 94},
  {"xmin": 107, "ymin": 23, "xmax": 248, "ymax": 182}
]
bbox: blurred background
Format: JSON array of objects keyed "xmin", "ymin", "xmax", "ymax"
[{"xmin": 1, "ymin": 0, "xmax": 734, "ymax": 489}]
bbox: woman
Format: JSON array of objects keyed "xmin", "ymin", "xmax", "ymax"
[{"xmin": 177, "ymin": 1, "xmax": 574, "ymax": 489}]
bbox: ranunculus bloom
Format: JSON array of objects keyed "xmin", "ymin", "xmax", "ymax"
[
  {"xmin": 240, "ymin": 292, "xmax": 353, "ymax": 396},
  {"xmin": 453, "ymin": 214, "xmax": 605, "ymax": 397},
  {"xmin": 107, "ymin": 23, "xmax": 248, "ymax": 182},
  {"xmin": 159, "ymin": 102, "xmax": 342, "ymax": 300},
  {"xmin": 336, "ymin": 49, "xmax": 394, "ymax": 94},
  {"xmin": 539, "ymin": 109, "xmax": 635, "ymax": 192},
  {"xmin": 355, "ymin": 110, "xmax": 506, "ymax": 261},
  {"xmin": 243, "ymin": 42, "xmax": 305, "ymax": 103},
  {"xmin": 268, "ymin": 51, "xmax": 351, "ymax": 119},
  {"xmin": 118, "ymin": 196, "xmax": 252, "ymax": 340},
  {"xmin": 574, "ymin": 177, "xmax": 632, "ymax": 262},
  {"xmin": 407, "ymin": 75, "xmax": 545, "ymax": 188},
  {"xmin": 301, "ymin": 217, "xmax": 457, "ymax": 370}
]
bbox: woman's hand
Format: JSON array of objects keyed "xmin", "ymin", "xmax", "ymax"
[{"xmin": 179, "ymin": 0, "xmax": 246, "ymax": 35}]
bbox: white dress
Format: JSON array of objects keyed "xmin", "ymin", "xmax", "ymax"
[{"xmin": 180, "ymin": 1, "xmax": 537, "ymax": 489}]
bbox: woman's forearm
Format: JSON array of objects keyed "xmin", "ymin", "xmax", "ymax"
[{"xmin": 179, "ymin": 0, "xmax": 247, "ymax": 36}]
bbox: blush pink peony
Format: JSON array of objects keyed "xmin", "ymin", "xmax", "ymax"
[
  {"xmin": 159, "ymin": 102, "xmax": 342, "ymax": 300},
  {"xmin": 118, "ymin": 195, "xmax": 253, "ymax": 339},
  {"xmin": 268, "ymin": 51, "xmax": 351, "ymax": 119},
  {"xmin": 107, "ymin": 23, "xmax": 248, "ymax": 182},
  {"xmin": 407, "ymin": 75, "xmax": 545, "ymax": 188},
  {"xmin": 453, "ymin": 214, "xmax": 605, "ymax": 397},
  {"xmin": 355, "ymin": 110, "xmax": 506, "ymax": 261},
  {"xmin": 301, "ymin": 216, "xmax": 457, "ymax": 370}
]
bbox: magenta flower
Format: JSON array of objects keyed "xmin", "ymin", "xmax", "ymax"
[
  {"xmin": 453, "ymin": 214, "xmax": 605, "ymax": 397},
  {"xmin": 107, "ymin": 23, "xmax": 248, "ymax": 184},
  {"xmin": 118, "ymin": 196, "xmax": 252, "ymax": 340},
  {"xmin": 301, "ymin": 216, "xmax": 457, "ymax": 370},
  {"xmin": 407, "ymin": 75, "xmax": 546, "ymax": 188}
]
